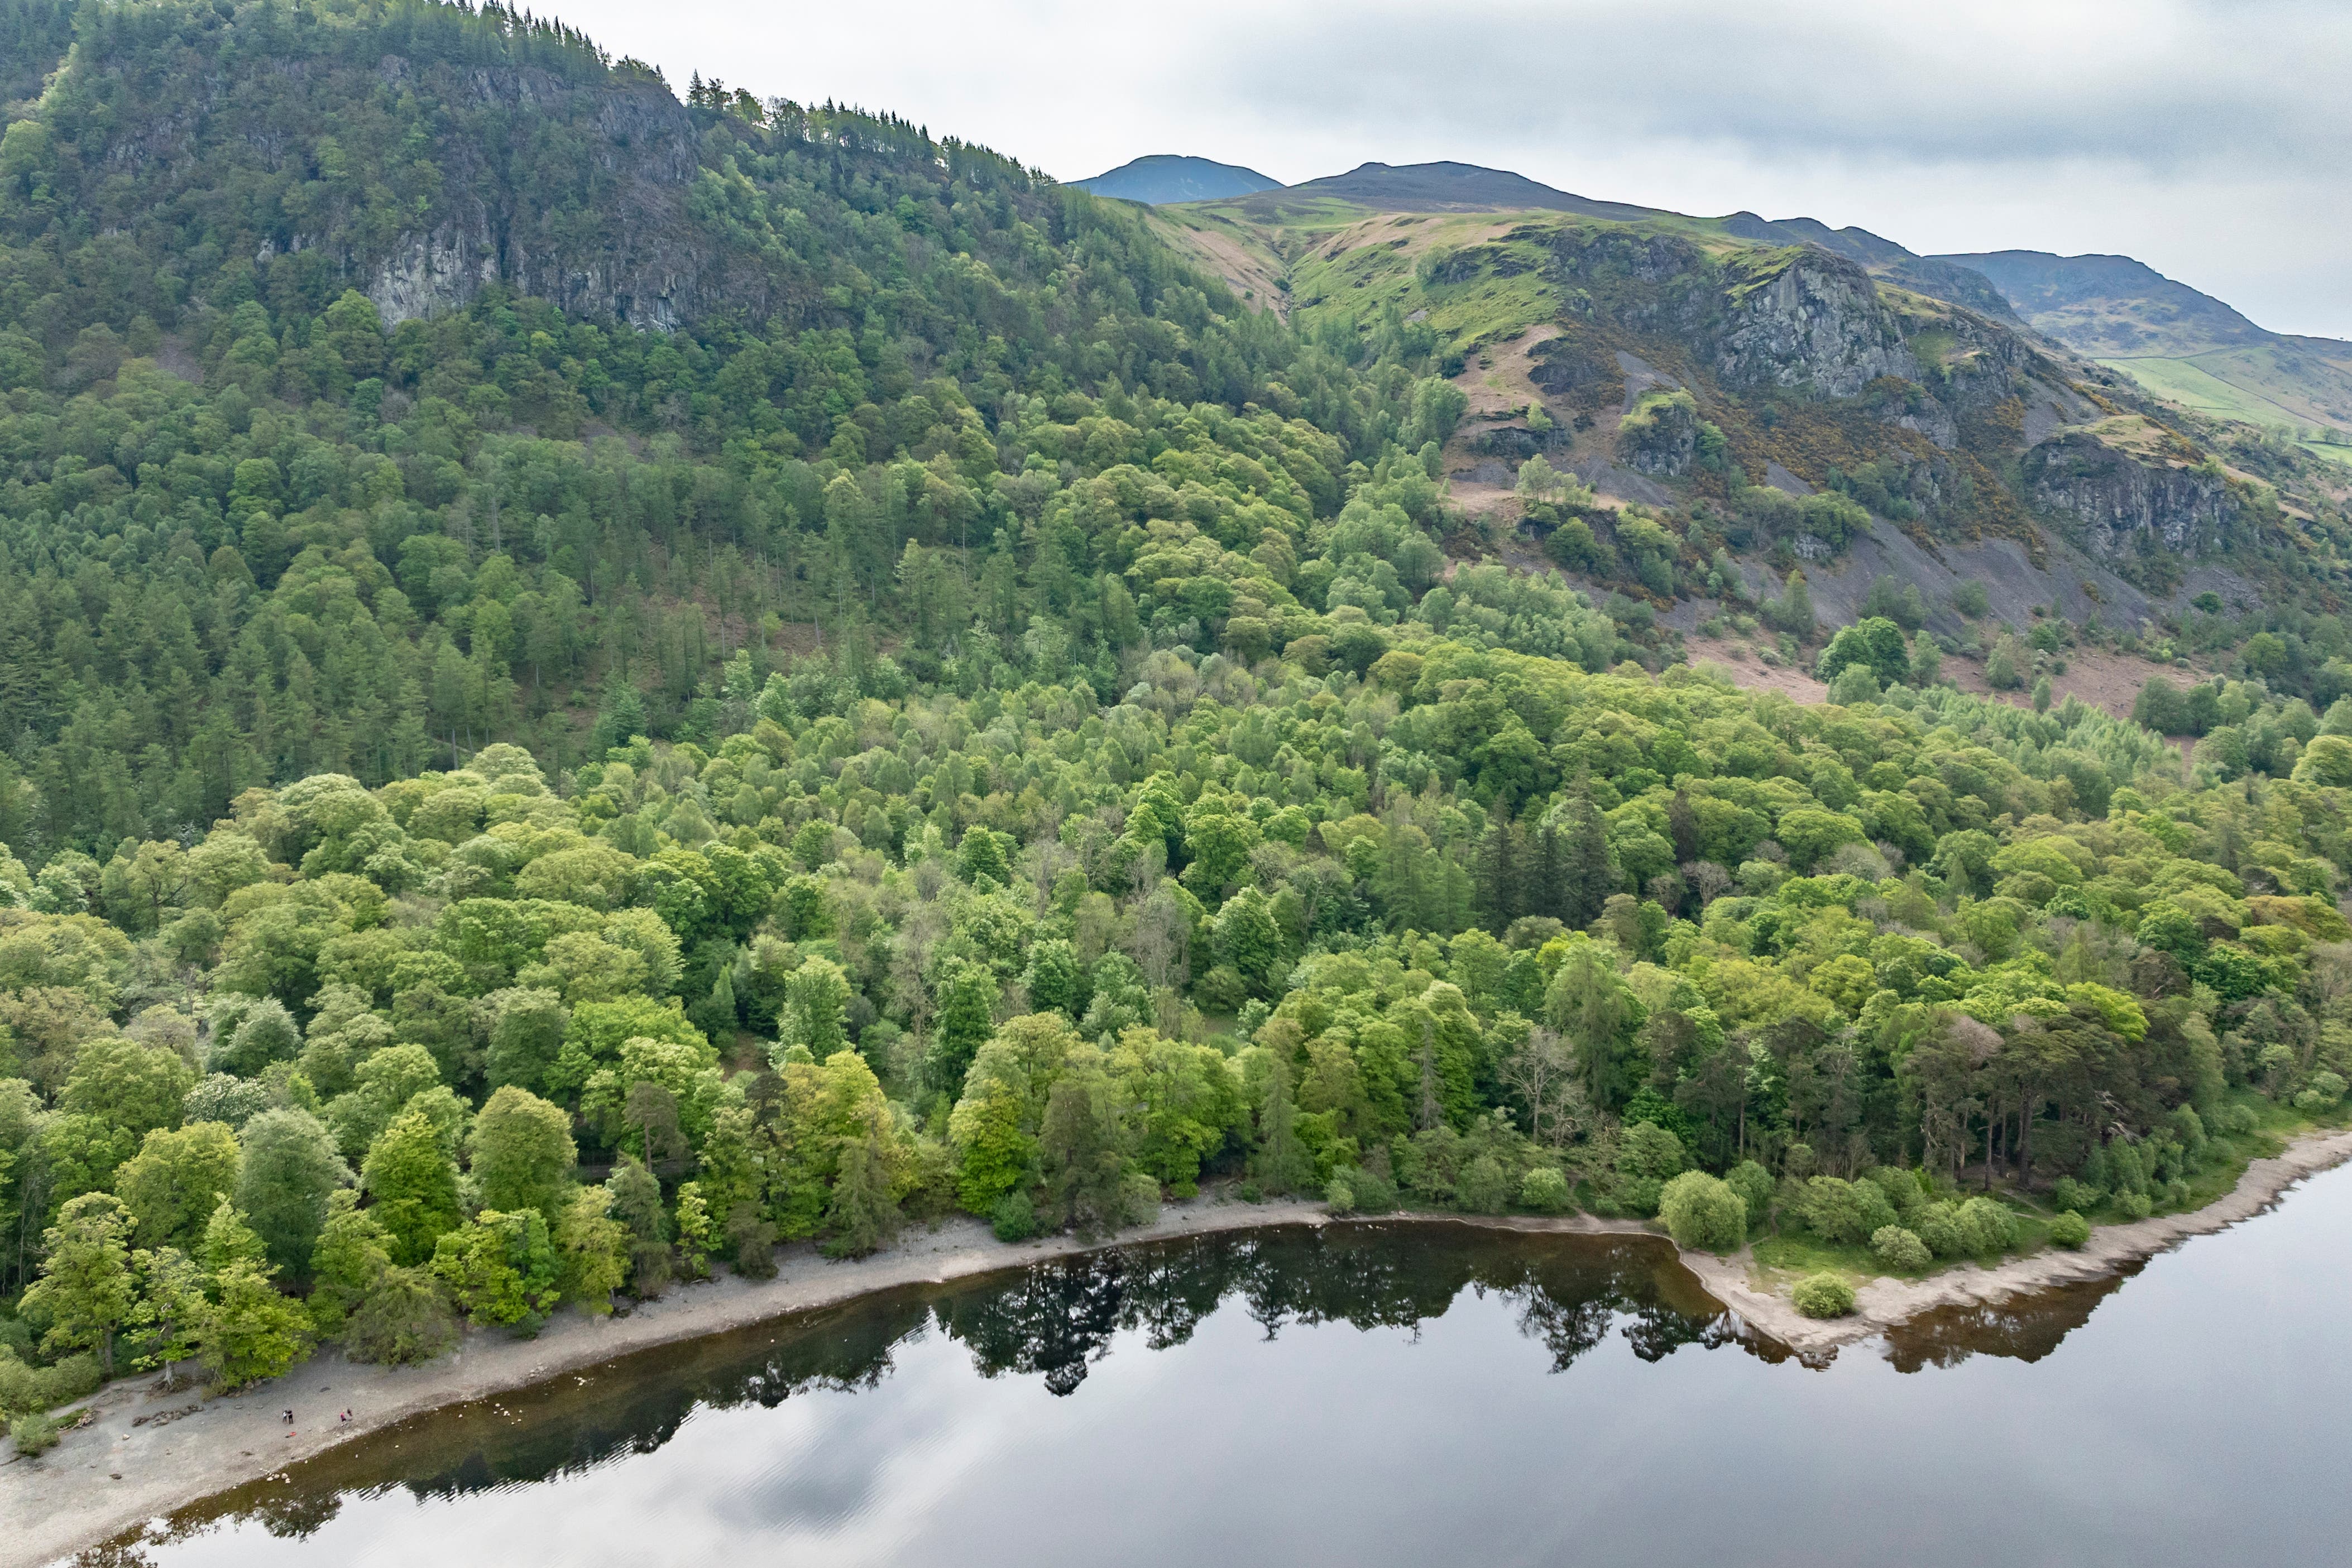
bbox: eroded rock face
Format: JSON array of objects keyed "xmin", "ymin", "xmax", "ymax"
[
  {"xmin": 1712, "ymin": 252, "xmax": 1919, "ymax": 397},
  {"xmin": 367, "ymin": 222, "xmax": 499, "ymax": 327},
  {"xmin": 1618, "ymin": 395, "xmax": 1697, "ymax": 476},
  {"xmin": 67, "ymin": 38, "xmax": 731, "ymax": 334},
  {"xmin": 362, "ymin": 67, "xmax": 708, "ymax": 329},
  {"xmin": 2025, "ymin": 434, "xmax": 2239, "ymax": 555}
]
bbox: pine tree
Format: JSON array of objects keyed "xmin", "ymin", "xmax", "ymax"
[
  {"xmin": 1474, "ymin": 811, "xmax": 1521, "ymax": 936},
  {"xmin": 1038, "ymin": 1048, "xmax": 1128, "ymax": 1235},
  {"xmin": 822, "ymin": 1130, "xmax": 901, "ymax": 1258},
  {"xmin": 1561, "ymin": 779, "xmax": 1618, "ymax": 929},
  {"xmin": 1415, "ymin": 1018, "xmax": 1442, "ymax": 1133},
  {"xmin": 1530, "ymin": 821, "xmax": 1568, "ymax": 926},
  {"xmin": 607, "ymin": 1157, "xmax": 672, "ymax": 1297},
  {"xmin": 1251, "ymin": 1051, "xmax": 1312, "ymax": 1195},
  {"xmin": 1668, "ymin": 788, "xmax": 1700, "ymax": 867}
]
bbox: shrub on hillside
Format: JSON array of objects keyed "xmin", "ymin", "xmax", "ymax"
[
  {"xmin": 2051, "ymin": 1177, "xmax": 2104, "ymax": 1215},
  {"xmin": 11, "ymin": 1411, "xmax": 61, "ymax": 1457},
  {"xmin": 1348, "ymin": 1167, "xmax": 1398, "ymax": 1214},
  {"xmin": 1457, "ymin": 1154, "xmax": 1511, "ymax": 1215},
  {"xmin": 991, "ymin": 1192, "xmax": 1040, "ymax": 1242},
  {"xmin": 1799, "ymin": 1176, "xmax": 1899, "ymax": 1245}
]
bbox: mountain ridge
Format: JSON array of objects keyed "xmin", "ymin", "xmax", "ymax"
[
  {"xmin": 1139, "ymin": 151, "xmax": 2350, "ymax": 444},
  {"xmin": 1218, "ymin": 160, "xmax": 1671, "ymax": 223}
]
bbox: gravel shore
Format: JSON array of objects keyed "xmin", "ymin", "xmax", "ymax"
[{"xmin": 11, "ymin": 1126, "xmax": 2349, "ymax": 1568}]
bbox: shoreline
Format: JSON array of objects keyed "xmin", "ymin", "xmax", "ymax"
[{"xmin": 10, "ymin": 1125, "xmax": 2350, "ymax": 1567}]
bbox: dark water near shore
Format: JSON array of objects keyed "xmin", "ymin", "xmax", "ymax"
[{"xmin": 97, "ymin": 1163, "xmax": 2352, "ymax": 1568}]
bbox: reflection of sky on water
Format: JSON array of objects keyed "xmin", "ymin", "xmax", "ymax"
[{"xmin": 128, "ymin": 1165, "xmax": 2352, "ymax": 1568}]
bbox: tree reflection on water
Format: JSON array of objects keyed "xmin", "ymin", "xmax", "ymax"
[{"xmin": 111, "ymin": 1220, "xmax": 2120, "ymax": 1559}]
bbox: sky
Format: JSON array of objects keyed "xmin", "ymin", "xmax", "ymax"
[{"xmin": 545, "ymin": 0, "xmax": 2352, "ymax": 339}]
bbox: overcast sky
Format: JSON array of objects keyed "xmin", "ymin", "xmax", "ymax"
[{"xmin": 548, "ymin": 0, "xmax": 2352, "ymax": 338}]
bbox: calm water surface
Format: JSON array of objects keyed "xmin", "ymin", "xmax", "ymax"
[{"xmin": 102, "ymin": 1162, "xmax": 2352, "ymax": 1568}]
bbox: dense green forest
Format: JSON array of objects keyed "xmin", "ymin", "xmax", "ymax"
[{"xmin": 3, "ymin": 0, "xmax": 2351, "ymax": 1444}]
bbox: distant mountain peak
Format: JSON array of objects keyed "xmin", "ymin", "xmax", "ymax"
[
  {"xmin": 1932, "ymin": 250, "xmax": 2272, "ymax": 357},
  {"xmin": 1264, "ymin": 160, "xmax": 1664, "ymax": 220},
  {"xmin": 1071, "ymin": 155, "xmax": 1281, "ymax": 205}
]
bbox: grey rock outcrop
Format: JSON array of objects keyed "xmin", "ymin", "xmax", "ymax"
[
  {"xmin": 2024, "ymin": 434, "xmax": 2239, "ymax": 556},
  {"xmin": 1711, "ymin": 252, "xmax": 1918, "ymax": 397},
  {"xmin": 1617, "ymin": 392, "xmax": 1698, "ymax": 476},
  {"xmin": 362, "ymin": 66, "xmax": 710, "ymax": 329}
]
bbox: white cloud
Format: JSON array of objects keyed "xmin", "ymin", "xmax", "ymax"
[{"xmin": 542, "ymin": 0, "xmax": 2352, "ymax": 336}]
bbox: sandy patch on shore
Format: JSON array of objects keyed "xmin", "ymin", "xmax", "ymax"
[{"xmin": 12, "ymin": 1126, "xmax": 2350, "ymax": 1566}]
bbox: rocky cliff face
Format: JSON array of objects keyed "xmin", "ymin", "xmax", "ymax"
[
  {"xmin": 2024, "ymin": 434, "xmax": 2240, "ymax": 556},
  {"xmin": 1709, "ymin": 251, "xmax": 1919, "ymax": 397},
  {"xmin": 357, "ymin": 63, "xmax": 730, "ymax": 330},
  {"xmin": 28, "ymin": 13, "xmax": 786, "ymax": 335},
  {"xmin": 1616, "ymin": 391, "xmax": 1698, "ymax": 476}
]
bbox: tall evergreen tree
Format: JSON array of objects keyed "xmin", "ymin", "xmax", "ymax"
[
  {"xmin": 1474, "ymin": 809, "xmax": 1522, "ymax": 936},
  {"xmin": 1530, "ymin": 821, "xmax": 1568, "ymax": 927},
  {"xmin": 1561, "ymin": 779, "xmax": 1619, "ymax": 930}
]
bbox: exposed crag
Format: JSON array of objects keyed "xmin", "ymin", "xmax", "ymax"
[
  {"xmin": 2025, "ymin": 433, "xmax": 2241, "ymax": 558},
  {"xmin": 1710, "ymin": 250, "xmax": 1918, "ymax": 398},
  {"xmin": 12, "ymin": 3, "xmax": 995, "ymax": 335}
]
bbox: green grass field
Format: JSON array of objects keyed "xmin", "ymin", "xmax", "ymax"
[
  {"xmin": 2102, "ymin": 355, "xmax": 2304, "ymax": 426},
  {"xmin": 2103, "ymin": 348, "xmax": 2352, "ymax": 458}
]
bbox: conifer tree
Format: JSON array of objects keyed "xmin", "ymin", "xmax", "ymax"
[
  {"xmin": 822, "ymin": 1130, "xmax": 900, "ymax": 1258},
  {"xmin": 1530, "ymin": 821, "xmax": 1569, "ymax": 926},
  {"xmin": 607, "ymin": 1157, "xmax": 672, "ymax": 1297},
  {"xmin": 1252, "ymin": 1050, "xmax": 1312, "ymax": 1195},
  {"xmin": 1474, "ymin": 809, "xmax": 1521, "ymax": 936},
  {"xmin": 1561, "ymin": 779, "xmax": 1619, "ymax": 929}
]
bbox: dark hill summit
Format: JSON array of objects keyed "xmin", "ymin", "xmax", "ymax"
[
  {"xmin": 1224, "ymin": 161, "xmax": 1668, "ymax": 221},
  {"xmin": 1072, "ymin": 155, "xmax": 1280, "ymax": 204},
  {"xmin": 1935, "ymin": 250, "xmax": 2272, "ymax": 357}
]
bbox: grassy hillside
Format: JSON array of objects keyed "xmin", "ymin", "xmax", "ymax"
[
  {"xmin": 1944, "ymin": 251, "xmax": 2352, "ymax": 453},
  {"xmin": 1939, "ymin": 251, "xmax": 2271, "ymax": 357},
  {"xmin": 2103, "ymin": 345, "xmax": 2352, "ymax": 447}
]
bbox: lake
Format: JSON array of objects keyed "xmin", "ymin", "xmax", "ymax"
[{"xmin": 94, "ymin": 1162, "xmax": 2352, "ymax": 1567}]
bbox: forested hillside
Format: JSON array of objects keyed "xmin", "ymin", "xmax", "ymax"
[
  {"xmin": 0, "ymin": 0, "xmax": 1473, "ymax": 855},
  {"xmin": 2, "ymin": 0, "xmax": 2351, "ymax": 1435}
]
